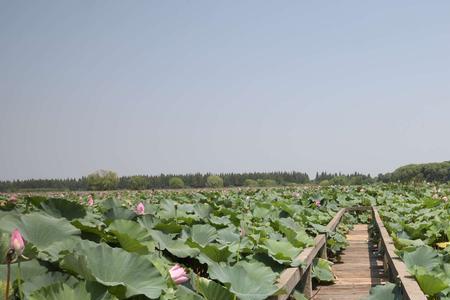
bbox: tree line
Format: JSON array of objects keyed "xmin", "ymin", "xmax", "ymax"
[
  {"xmin": 1, "ymin": 161, "xmax": 448, "ymax": 192},
  {"xmin": 0, "ymin": 171, "xmax": 310, "ymax": 192}
]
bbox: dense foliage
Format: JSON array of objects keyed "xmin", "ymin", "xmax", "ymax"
[{"xmin": 0, "ymin": 186, "xmax": 361, "ymax": 300}]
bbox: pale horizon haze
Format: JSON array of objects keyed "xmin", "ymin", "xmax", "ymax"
[{"xmin": 1, "ymin": 1, "xmax": 449, "ymax": 180}]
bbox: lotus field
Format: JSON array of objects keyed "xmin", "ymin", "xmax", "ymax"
[{"xmin": 0, "ymin": 184, "xmax": 449, "ymax": 299}]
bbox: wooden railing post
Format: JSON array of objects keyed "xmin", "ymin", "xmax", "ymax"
[{"xmin": 299, "ymin": 265, "xmax": 313, "ymax": 298}]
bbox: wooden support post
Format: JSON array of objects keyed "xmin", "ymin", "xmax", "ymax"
[
  {"xmin": 319, "ymin": 244, "xmax": 327, "ymax": 260},
  {"xmin": 383, "ymin": 253, "xmax": 390, "ymax": 279},
  {"xmin": 300, "ymin": 265, "xmax": 313, "ymax": 299}
]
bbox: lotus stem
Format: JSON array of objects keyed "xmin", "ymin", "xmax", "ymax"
[
  {"xmin": 17, "ymin": 261, "xmax": 23, "ymax": 300},
  {"xmin": 5, "ymin": 249, "xmax": 14, "ymax": 300}
]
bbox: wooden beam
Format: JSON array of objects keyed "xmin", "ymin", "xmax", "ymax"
[
  {"xmin": 272, "ymin": 208, "xmax": 346, "ymax": 299},
  {"xmin": 372, "ymin": 207, "xmax": 427, "ymax": 300}
]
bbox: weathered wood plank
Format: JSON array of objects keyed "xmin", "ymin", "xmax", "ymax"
[
  {"xmin": 372, "ymin": 207, "xmax": 427, "ymax": 300},
  {"xmin": 271, "ymin": 208, "xmax": 346, "ymax": 299}
]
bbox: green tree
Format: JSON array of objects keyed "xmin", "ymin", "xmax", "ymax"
[
  {"xmin": 244, "ymin": 179, "xmax": 258, "ymax": 187},
  {"xmin": 86, "ymin": 170, "xmax": 119, "ymax": 190},
  {"xmin": 206, "ymin": 175, "xmax": 224, "ymax": 188},
  {"xmin": 169, "ymin": 177, "xmax": 185, "ymax": 189},
  {"xmin": 129, "ymin": 175, "xmax": 148, "ymax": 190}
]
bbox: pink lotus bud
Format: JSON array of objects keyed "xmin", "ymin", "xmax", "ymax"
[
  {"xmin": 443, "ymin": 196, "xmax": 448, "ymax": 202},
  {"xmin": 87, "ymin": 195, "xmax": 94, "ymax": 206},
  {"xmin": 9, "ymin": 194, "xmax": 17, "ymax": 202},
  {"xmin": 10, "ymin": 228, "xmax": 25, "ymax": 255},
  {"xmin": 169, "ymin": 264, "xmax": 189, "ymax": 284},
  {"xmin": 314, "ymin": 200, "xmax": 321, "ymax": 207},
  {"xmin": 135, "ymin": 202, "xmax": 145, "ymax": 215}
]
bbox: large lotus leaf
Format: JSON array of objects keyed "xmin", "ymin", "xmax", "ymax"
[
  {"xmin": 24, "ymin": 196, "xmax": 47, "ymax": 207},
  {"xmin": 414, "ymin": 269, "xmax": 448, "ymax": 296},
  {"xmin": 197, "ymin": 244, "xmax": 232, "ymax": 265},
  {"xmin": 0, "ymin": 213, "xmax": 80, "ymax": 251},
  {"xmin": 312, "ymin": 258, "xmax": 334, "ymax": 282},
  {"xmin": 217, "ymin": 227, "xmax": 240, "ymax": 244},
  {"xmin": 176, "ymin": 285, "xmax": 204, "ymax": 300},
  {"xmin": 29, "ymin": 282, "xmax": 91, "ymax": 300},
  {"xmin": 71, "ymin": 217, "xmax": 110, "ymax": 242},
  {"xmin": 193, "ymin": 203, "xmax": 212, "ymax": 218},
  {"xmin": 108, "ymin": 220, "xmax": 154, "ymax": 254},
  {"xmin": 149, "ymin": 229, "xmax": 200, "ymax": 258},
  {"xmin": 208, "ymin": 261, "xmax": 278, "ymax": 300},
  {"xmin": 209, "ymin": 216, "xmax": 232, "ymax": 227},
  {"xmin": 108, "ymin": 219, "xmax": 149, "ymax": 240},
  {"xmin": 158, "ymin": 199, "xmax": 177, "ymax": 219},
  {"xmin": 191, "ymin": 224, "xmax": 218, "ymax": 247},
  {"xmin": 40, "ymin": 198, "xmax": 86, "ymax": 220},
  {"xmin": 21, "ymin": 272, "xmax": 77, "ymax": 297},
  {"xmin": 29, "ymin": 281, "xmax": 116, "ymax": 300},
  {"xmin": 154, "ymin": 221, "xmax": 183, "ymax": 234},
  {"xmin": 403, "ymin": 246, "xmax": 441, "ymax": 273},
  {"xmin": 0, "ymin": 259, "xmax": 48, "ymax": 282},
  {"xmin": 365, "ymin": 283, "xmax": 401, "ymax": 300},
  {"xmin": 138, "ymin": 215, "xmax": 156, "ymax": 230},
  {"xmin": 261, "ymin": 239, "xmax": 302, "ymax": 266},
  {"xmin": 61, "ymin": 243, "xmax": 166, "ymax": 299},
  {"xmin": 104, "ymin": 207, "xmax": 136, "ymax": 223},
  {"xmin": 99, "ymin": 198, "xmax": 122, "ymax": 211},
  {"xmin": 193, "ymin": 275, "xmax": 234, "ymax": 300}
]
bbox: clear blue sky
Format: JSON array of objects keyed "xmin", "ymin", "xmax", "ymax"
[{"xmin": 1, "ymin": 1, "xmax": 449, "ymax": 180}]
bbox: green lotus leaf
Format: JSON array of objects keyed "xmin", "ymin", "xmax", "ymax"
[
  {"xmin": 108, "ymin": 220, "xmax": 153, "ymax": 254},
  {"xmin": 261, "ymin": 239, "xmax": 302, "ymax": 265},
  {"xmin": 104, "ymin": 207, "xmax": 136, "ymax": 223},
  {"xmin": 21, "ymin": 272, "xmax": 78, "ymax": 297},
  {"xmin": 415, "ymin": 270, "xmax": 448, "ymax": 296},
  {"xmin": 191, "ymin": 224, "xmax": 218, "ymax": 247},
  {"xmin": 29, "ymin": 282, "xmax": 91, "ymax": 300},
  {"xmin": 61, "ymin": 243, "xmax": 166, "ymax": 299},
  {"xmin": 193, "ymin": 203, "xmax": 212, "ymax": 218},
  {"xmin": 0, "ymin": 259, "xmax": 48, "ymax": 282},
  {"xmin": 176, "ymin": 285, "xmax": 205, "ymax": 300},
  {"xmin": 312, "ymin": 258, "xmax": 334, "ymax": 282},
  {"xmin": 403, "ymin": 246, "xmax": 441, "ymax": 273},
  {"xmin": 149, "ymin": 229, "xmax": 200, "ymax": 258},
  {"xmin": 365, "ymin": 282, "xmax": 401, "ymax": 300},
  {"xmin": 0, "ymin": 212, "xmax": 80, "ymax": 252},
  {"xmin": 40, "ymin": 198, "xmax": 87, "ymax": 220},
  {"xmin": 153, "ymin": 221, "xmax": 183, "ymax": 234},
  {"xmin": 208, "ymin": 261, "xmax": 278, "ymax": 300},
  {"xmin": 193, "ymin": 275, "xmax": 234, "ymax": 300}
]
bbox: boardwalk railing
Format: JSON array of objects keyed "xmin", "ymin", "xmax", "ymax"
[
  {"xmin": 271, "ymin": 206, "xmax": 428, "ymax": 300},
  {"xmin": 372, "ymin": 207, "xmax": 427, "ymax": 300},
  {"xmin": 271, "ymin": 208, "xmax": 346, "ymax": 300}
]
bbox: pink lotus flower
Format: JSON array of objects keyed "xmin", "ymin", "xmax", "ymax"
[
  {"xmin": 169, "ymin": 264, "xmax": 189, "ymax": 284},
  {"xmin": 9, "ymin": 194, "xmax": 17, "ymax": 202},
  {"xmin": 314, "ymin": 199, "xmax": 321, "ymax": 207},
  {"xmin": 240, "ymin": 226, "xmax": 246, "ymax": 238},
  {"xmin": 87, "ymin": 195, "xmax": 94, "ymax": 206},
  {"xmin": 135, "ymin": 202, "xmax": 145, "ymax": 215},
  {"xmin": 10, "ymin": 229, "xmax": 25, "ymax": 255}
]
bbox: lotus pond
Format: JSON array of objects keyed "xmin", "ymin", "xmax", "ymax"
[{"xmin": 0, "ymin": 184, "xmax": 449, "ymax": 299}]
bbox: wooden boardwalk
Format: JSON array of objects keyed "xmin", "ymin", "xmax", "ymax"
[{"xmin": 313, "ymin": 224, "xmax": 386, "ymax": 300}]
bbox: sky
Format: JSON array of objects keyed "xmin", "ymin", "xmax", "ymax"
[{"xmin": 1, "ymin": 1, "xmax": 449, "ymax": 180}]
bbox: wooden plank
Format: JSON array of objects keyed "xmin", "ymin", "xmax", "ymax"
[
  {"xmin": 372, "ymin": 207, "xmax": 427, "ymax": 300},
  {"xmin": 326, "ymin": 208, "xmax": 346, "ymax": 232},
  {"xmin": 272, "ymin": 208, "xmax": 347, "ymax": 299}
]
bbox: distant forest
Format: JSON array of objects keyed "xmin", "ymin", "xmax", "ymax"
[{"xmin": 0, "ymin": 161, "xmax": 448, "ymax": 192}]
